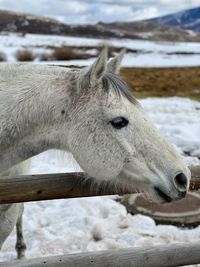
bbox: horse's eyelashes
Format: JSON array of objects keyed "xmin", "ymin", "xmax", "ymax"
[{"xmin": 110, "ymin": 117, "xmax": 129, "ymax": 129}]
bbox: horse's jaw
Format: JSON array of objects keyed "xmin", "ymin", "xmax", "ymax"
[{"xmin": 116, "ymin": 165, "xmax": 190, "ymax": 204}]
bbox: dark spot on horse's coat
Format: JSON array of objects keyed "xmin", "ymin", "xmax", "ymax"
[
  {"xmin": 37, "ymin": 190, "xmax": 42, "ymax": 194},
  {"xmin": 124, "ymin": 158, "xmax": 130, "ymax": 163},
  {"xmin": 61, "ymin": 109, "xmax": 65, "ymax": 115}
]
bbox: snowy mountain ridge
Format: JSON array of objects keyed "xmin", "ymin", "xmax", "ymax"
[
  {"xmin": 0, "ymin": 9, "xmax": 200, "ymax": 42},
  {"xmin": 148, "ymin": 6, "xmax": 200, "ymax": 32}
]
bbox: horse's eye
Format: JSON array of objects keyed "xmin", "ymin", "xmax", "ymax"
[{"xmin": 110, "ymin": 117, "xmax": 129, "ymax": 129}]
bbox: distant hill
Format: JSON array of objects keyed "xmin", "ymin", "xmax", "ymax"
[
  {"xmin": 148, "ymin": 6, "xmax": 200, "ymax": 32},
  {"xmin": 0, "ymin": 10, "xmax": 64, "ymax": 34},
  {"xmin": 0, "ymin": 10, "xmax": 126, "ymax": 38},
  {"xmin": 0, "ymin": 9, "xmax": 200, "ymax": 42},
  {"xmin": 96, "ymin": 21, "xmax": 200, "ymax": 42}
]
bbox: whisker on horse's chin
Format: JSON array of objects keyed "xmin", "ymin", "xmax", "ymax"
[
  {"xmin": 143, "ymin": 192, "xmax": 152, "ymax": 201},
  {"xmin": 142, "ymin": 186, "xmax": 161, "ymax": 203},
  {"xmin": 79, "ymin": 174, "xmax": 150, "ymax": 199},
  {"xmin": 95, "ymin": 179, "xmax": 109, "ymax": 195},
  {"xmin": 109, "ymin": 179, "xmax": 140, "ymax": 196}
]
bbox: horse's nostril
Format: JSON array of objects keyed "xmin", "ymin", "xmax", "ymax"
[{"xmin": 174, "ymin": 173, "xmax": 188, "ymax": 191}]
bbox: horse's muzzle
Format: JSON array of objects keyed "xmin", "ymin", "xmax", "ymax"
[
  {"xmin": 154, "ymin": 186, "xmax": 173, "ymax": 203},
  {"xmin": 154, "ymin": 183, "xmax": 187, "ymax": 204}
]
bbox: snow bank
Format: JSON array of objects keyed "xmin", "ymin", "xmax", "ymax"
[{"xmin": 0, "ymin": 33, "xmax": 200, "ymax": 67}]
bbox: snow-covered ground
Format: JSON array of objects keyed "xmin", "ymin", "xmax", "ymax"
[
  {"xmin": 0, "ymin": 97, "xmax": 200, "ymax": 266},
  {"xmin": 0, "ymin": 33, "xmax": 200, "ymax": 67}
]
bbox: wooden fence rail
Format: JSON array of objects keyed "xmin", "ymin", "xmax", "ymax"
[
  {"xmin": 2, "ymin": 241, "xmax": 200, "ymax": 267},
  {"xmin": 0, "ymin": 166, "xmax": 199, "ymax": 204}
]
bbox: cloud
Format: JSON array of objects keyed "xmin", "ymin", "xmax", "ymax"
[
  {"xmin": 133, "ymin": 7, "xmax": 159, "ymax": 20},
  {"xmin": 85, "ymin": 4, "xmax": 159, "ymax": 23},
  {"xmin": 99, "ymin": 5, "xmax": 134, "ymax": 21},
  {"xmin": 0, "ymin": 0, "xmax": 199, "ymax": 24},
  {"xmin": 156, "ymin": 0, "xmax": 200, "ymax": 12},
  {"xmin": 0, "ymin": 0, "xmax": 90, "ymax": 16}
]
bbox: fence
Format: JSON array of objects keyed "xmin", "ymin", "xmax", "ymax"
[
  {"xmin": 0, "ymin": 166, "xmax": 199, "ymax": 204},
  {"xmin": 1, "ymin": 165, "xmax": 200, "ymax": 267}
]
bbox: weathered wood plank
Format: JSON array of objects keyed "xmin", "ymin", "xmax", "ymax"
[
  {"xmin": 0, "ymin": 172, "xmax": 135, "ymax": 204},
  {"xmin": 2, "ymin": 242, "xmax": 200, "ymax": 267},
  {"xmin": 0, "ymin": 166, "xmax": 199, "ymax": 204}
]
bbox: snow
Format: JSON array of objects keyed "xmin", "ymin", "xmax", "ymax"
[
  {"xmin": 36, "ymin": 53, "xmax": 200, "ymax": 68},
  {"xmin": 1, "ymin": 33, "xmax": 200, "ymax": 53},
  {"xmin": 0, "ymin": 97, "xmax": 200, "ymax": 265},
  {"xmin": 0, "ymin": 33, "xmax": 200, "ymax": 67}
]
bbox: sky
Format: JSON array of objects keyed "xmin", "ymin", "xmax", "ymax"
[{"xmin": 0, "ymin": 0, "xmax": 199, "ymax": 24}]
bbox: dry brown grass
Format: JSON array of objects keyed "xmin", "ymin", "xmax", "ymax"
[
  {"xmin": 121, "ymin": 67, "xmax": 200, "ymax": 101},
  {"xmin": 15, "ymin": 49, "xmax": 35, "ymax": 61},
  {"xmin": 52, "ymin": 46, "xmax": 90, "ymax": 61},
  {"xmin": 0, "ymin": 51, "xmax": 7, "ymax": 62},
  {"xmin": 61, "ymin": 65, "xmax": 200, "ymax": 100},
  {"xmin": 30, "ymin": 44, "xmax": 139, "ymax": 61}
]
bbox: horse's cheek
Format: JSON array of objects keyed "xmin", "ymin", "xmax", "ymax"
[
  {"xmin": 85, "ymin": 132, "xmax": 124, "ymax": 179},
  {"xmin": 68, "ymin": 127, "xmax": 123, "ymax": 179}
]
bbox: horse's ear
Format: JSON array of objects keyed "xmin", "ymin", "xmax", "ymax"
[
  {"xmin": 84, "ymin": 47, "xmax": 108, "ymax": 86},
  {"xmin": 107, "ymin": 48, "xmax": 126, "ymax": 74}
]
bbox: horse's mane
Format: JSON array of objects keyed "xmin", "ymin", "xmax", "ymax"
[{"xmin": 102, "ymin": 72, "xmax": 138, "ymax": 105}]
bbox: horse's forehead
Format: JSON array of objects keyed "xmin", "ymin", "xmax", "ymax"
[{"xmin": 104, "ymin": 90, "xmax": 135, "ymax": 109}]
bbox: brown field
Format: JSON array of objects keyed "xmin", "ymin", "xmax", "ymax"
[{"xmin": 121, "ymin": 67, "xmax": 200, "ymax": 101}]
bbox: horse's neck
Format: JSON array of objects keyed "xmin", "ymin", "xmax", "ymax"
[{"xmin": 0, "ymin": 64, "xmax": 76, "ymax": 172}]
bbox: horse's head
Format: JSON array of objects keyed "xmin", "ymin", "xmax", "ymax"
[{"xmin": 68, "ymin": 48, "xmax": 190, "ymax": 203}]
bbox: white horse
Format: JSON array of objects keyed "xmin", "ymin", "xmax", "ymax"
[{"xmin": 0, "ymin": 49, "xmax": 190, "ymax": 257}]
